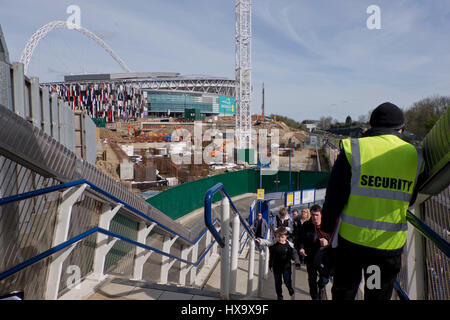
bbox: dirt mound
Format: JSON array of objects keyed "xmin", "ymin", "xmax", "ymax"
[
  {"xmin": 98, "ymin": 127, "xmax": 128, "ymax": 142},
  {"xmin": 96, "ymin": 160, "xmax": 120, "ymax": 182}
]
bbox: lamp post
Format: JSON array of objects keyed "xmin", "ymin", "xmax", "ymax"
[
  {"xmin": 258, "ymin": 156, "xmax": 270, "ymax": 214},
  {"xmin": 279, "ymin": 147, "xmax": 292, "ymax": 191},
  {"xmin": 279, "ymin": 147, "xmax": 292, "ymax": 213}
]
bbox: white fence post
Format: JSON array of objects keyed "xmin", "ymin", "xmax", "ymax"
[
  {"xmin": 230, "ymin": 214, "xmax": 240, "ymax": 294},
  {"xmin": 247, "ymin": 237, "xmax": 255, "ymax": 296},
  {"xmin": 220, "ymin": 197, "xmax": 230, "ymax": 299},
  {"xmin": 159, "ymin": 235, "xmax": 179, "ymax": 284},
  {"xmin": 132, "ymin": 222, "xmax": 156, "ymax": 281},
  {"xmin": 258, "ymin": 247, "xmax": 265, "ymax": 297},
  {"xmin": 44, "ymin": 184, "xmax": 88, "ymax": 300},
  {"xmin": 264, "ymin": 246, "xmax": 270, "ymax": 280},
  {"xmin": 92, "ymin": 203, "xmax": 122, "ymax": 281},
  {"xmin": 264, "ymin": 229, "xmax": 271, "ymax": 279},
  {"xmin": 189, "ymin": 242, "xmax": 199, "ymax": 286},
  {"xmin": 205, "ymin": 230, "xmax": 212, "ymax": 264},
  {"xmin": 179, "ymin": 245, "xmax": 192, "ymax": 286},
  {"xmin": 406, "ymin": 204, "xmax": 426, "ymax": 299}
]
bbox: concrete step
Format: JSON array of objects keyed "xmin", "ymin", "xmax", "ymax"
[
  {"xmin": 88, "ymin": 277, "xmax": 264, "ymax": 300},
  {"xmin": 204, "ymin": 246, "xmax": 332, "ymax": 300}
]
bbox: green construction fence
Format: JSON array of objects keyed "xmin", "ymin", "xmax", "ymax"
[{"xmin": 147, "ymin": 169, "xmax": 330, "ymax": 220}]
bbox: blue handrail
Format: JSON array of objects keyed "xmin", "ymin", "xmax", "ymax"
[
  {"xmin": 394, "ymin": 279, "xmax": 410, "ymax": 300},
  {"xmin": 406, "ymin": 211, "xmax": 450, "ymax": 258},
  {"xmin": 0, "ymin": 179, "xmax": 203, "ymax": 245},
  {"xmin": 0, "ymin": 225, "xmax": 219, "ymax": 282},
  {"xmin": 204, "ymin": 183, "xmax": 255, "ymax": 248},
  {"xmin": 0, "ymin": 178, "xmax": 222, "ymax": 283},
  {"xmin": 393, "ymin": 210, "xmax": 450, "ymax": 300}
]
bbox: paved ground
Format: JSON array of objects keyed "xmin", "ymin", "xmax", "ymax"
[
  {"xmin": 203, "ymin": 246, "xmax": 332, "ymax": 301},
  {"xmin": 88, "ymin": 245, "xmax": 333, "ymax": 301},
  {"xmin": 278, "ymin": 145, "xmax": 318, "ymax": 171}
]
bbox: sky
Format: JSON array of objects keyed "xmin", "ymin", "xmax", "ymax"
[{"xmin": 1, "ymin": 0, "xmax": 449, "ymax": 122}]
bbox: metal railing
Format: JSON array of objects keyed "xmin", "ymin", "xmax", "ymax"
[
  {"xmin": 0, "ymin": 226, "xmax": 218, "ymax": 281},
  {"xmin": 204, "ymin": 182, "xmax": 259, "ymax": 299},
  {"xmin": 394, "ymin": 211, "xmax": 450, "ymax": 300},
  {"xmin": 0, "ymin": 178, "xmax": 221, "ymax": 299},
  {"xmin": 393, "ymin": 210, "xmax": 450, "ymax": 300},
  {"xmin": 0, "ymin": 179, "xmax": 195, "ymax": 244}
]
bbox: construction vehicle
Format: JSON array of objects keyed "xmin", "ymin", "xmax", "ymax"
[
  {"xmin": 172, "ymin": 125, "xmax": 191, "ymax": 141},
  {"xmin": 211, "ymin": 140, "xmax": 232, "ymax": 162},
  {"xmin": 127, "ymin": 125, "xmax": 144, "ymax": 137}
]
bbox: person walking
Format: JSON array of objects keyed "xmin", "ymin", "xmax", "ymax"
[
  {"xmin": 321, "ymin": 102, "xmax": 425, "ymax": 300},
  {"xmin": 293, "ymin": 208, "xmax": 311, "ymax": 265},
  {"xmin": 298, "ymin": 204, "xmax": 331, "ymax": 300},
  {"xmin": 269, "ymin": 227, "xmax": 301, "ymax": 300},
  {"xmin": 273, "ymin": 207, "xmax": 294, "ymax": 239},
  {"xmin": 251, "ymin": 212, "xmax": 268, "ymax": 249}
]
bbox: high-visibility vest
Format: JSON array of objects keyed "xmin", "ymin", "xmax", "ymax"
[{"xmin": 338, "ymin": 135, "xmax": 424, "ymax": 250}]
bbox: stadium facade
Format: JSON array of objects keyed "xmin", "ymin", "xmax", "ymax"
[{"xmin": 42, "ymin": 72, "xmax": 236, "ymax": 122}]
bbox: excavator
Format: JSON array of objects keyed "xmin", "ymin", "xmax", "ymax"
[
  {"xmin": 127, "ymin": 125, "xmax": 144, "ymax": 137},
  {"xmin": 211, "ymin": 140, "xmax": 232, "ymax": 162},
  {"xmin": 172, "ymin": 125, "xmax": 191, "ymax": 141}
]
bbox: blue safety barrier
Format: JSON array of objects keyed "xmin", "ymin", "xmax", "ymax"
[
  {"xmin": 0, "ymin": 179, "xmax": 206, "ymax": 245},
  {"xmin": 204, "ymin": 182, "xmax": 255, "ymax": 248},
  {"xmin": 0, "ymin": 225, "xmax": 219, "ymax": 282},
  {"xmin": 392, "ymin": 210, "xmax": 450, "ymax": 300},
  {"xmin": 0, "ymin": 179, "xmax": 221, "ymax": 282}
]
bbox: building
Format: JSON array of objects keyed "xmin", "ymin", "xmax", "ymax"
[
  {"xmin": 146, "ymin": 91, "xmax": 235, "ymax": 118},
  {"xmin": 305, "ymin": 123, "xmax": 317, "ymax": 132},
  {"xmin": 42, "ymin": 72, "xmax": 236, "ymax": 122}
]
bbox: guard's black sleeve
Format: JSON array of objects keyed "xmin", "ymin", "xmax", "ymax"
[
  {"xmin": 321, "ymin": 149, "xmax": 352, "ymax": 235},
  {"xmin": 409, "ymin": 168, "xmax": 426, "ymax": 207}
]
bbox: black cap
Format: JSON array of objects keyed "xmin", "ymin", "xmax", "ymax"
[{"xmin": 370, "ymin": 102, "xmax": 405, "ymax": 129}]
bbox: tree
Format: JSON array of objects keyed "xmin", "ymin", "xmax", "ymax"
[
  {"xmin": 317, "ymin": 116, "xmax": 333, "ymax": 130},
  {"xmin": 357, "ymin": 114, "xmax": 368, "ymax": 125},
  {"xmin": 404, "ymin": 95, "xmax": 449, "ymax": 135},
  {"xmin": 345, "ymin": 116, "xmax": 352, "ymax": 126},
  {"xmin": 269, "ymin": 114, "xmax": 306, "ymax": 130}
]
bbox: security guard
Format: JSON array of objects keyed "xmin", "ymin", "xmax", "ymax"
[{"xmin": 321, "ymin": 102, "xmax": 424, "ymax": 300}]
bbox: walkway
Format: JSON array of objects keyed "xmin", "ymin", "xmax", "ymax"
[{"xmin": 87, "ymin": 245, "xmax": 332, "ymax": 300}]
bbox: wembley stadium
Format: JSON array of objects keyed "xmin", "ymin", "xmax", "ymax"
[{"xmin": 41, "ymin": 72, "xmax": 237, "ymax": 122}]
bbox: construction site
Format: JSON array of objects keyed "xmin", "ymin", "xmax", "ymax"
[{"xmin": 94, "ymin": 115, "xmax": 315, "ymax": 200}]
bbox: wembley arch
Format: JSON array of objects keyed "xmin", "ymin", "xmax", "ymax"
[{"xmin": 19, "ymin": 20, "xmax": 131, "ymax": 74}]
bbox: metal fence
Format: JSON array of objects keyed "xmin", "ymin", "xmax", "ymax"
[
  {"xmin": 423, "ymin": 186, "xmax": 449, "ymax": 299},
  {"xmin": 0, "ymin": 156, "xmax": 60, "ymax": 299}
]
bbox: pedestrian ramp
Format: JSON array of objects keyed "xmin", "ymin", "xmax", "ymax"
[
  {"xmin": 87, "ymin": 246, "xmax": 331, "ymax": 300},
  {"xmin": 204, "ymin": 245, "xmax": 326, "ymax": 300}
]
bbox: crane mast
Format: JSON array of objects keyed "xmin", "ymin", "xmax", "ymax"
[{"xmin": 235, "ymin": 0, "xmax": 252, "ymax": 152}]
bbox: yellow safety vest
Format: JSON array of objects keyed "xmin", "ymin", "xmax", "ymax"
[{"xmin": 338, "ymin": 135, "xmax": 424, "ymax": 250}]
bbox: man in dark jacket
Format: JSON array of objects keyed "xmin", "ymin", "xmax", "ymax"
[
  {"xmin": 298, "ymin": 204, "xmax": 331, "ymax": 300},
  {"xmin": 269, "ymin": 227, "xmax": 301, "ymax": 300},
  {"xmin": 321, "ymin": 102, "xmax": 424, "ymax": 300},
  {"xmin": 251, "ymin": 212, "xmax": 268, "ymax": 239}
]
